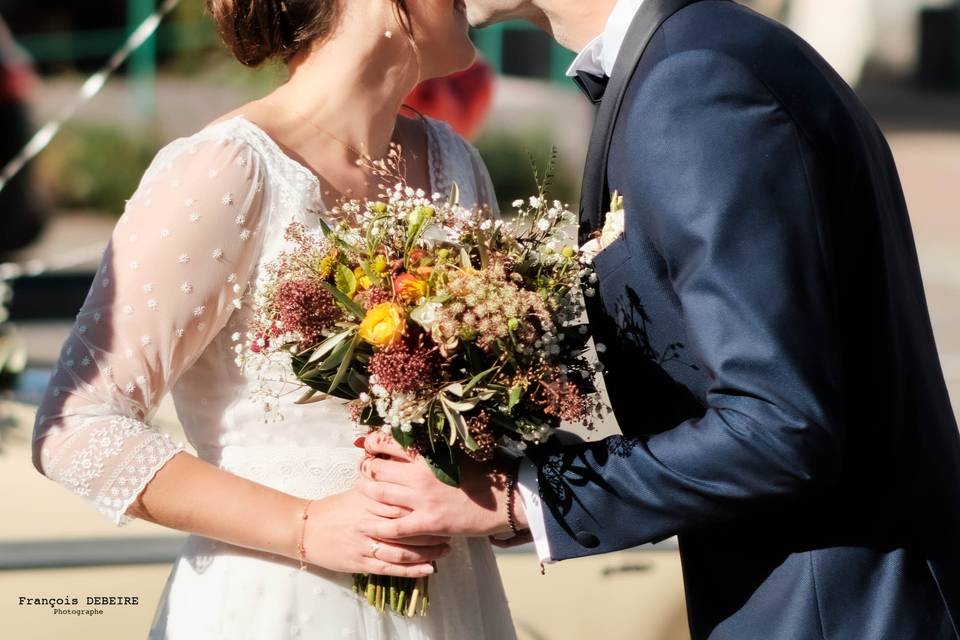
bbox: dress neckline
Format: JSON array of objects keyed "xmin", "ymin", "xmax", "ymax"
[{"xmin": 212, "ymin": 113, "xmax": 440, "ymax": 206}]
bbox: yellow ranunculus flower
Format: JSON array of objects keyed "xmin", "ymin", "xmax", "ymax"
[
  {"xmin": 358, "ymin": 302, "xmax": 406, "ymax": 347},
  {"xmin": 353, "ymin": 266, "xmax": 372, "ymax": 290}
]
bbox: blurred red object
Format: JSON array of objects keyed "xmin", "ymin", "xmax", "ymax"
[
  {"xmin": 0, "ymin": 16, "xmax": 34, "ymax": 104},
  {"xmin": 0, "ymin": 62, "xmax": 34, "ymax": 104},
  {"xmin": 405, "ymin": 57, "xmax": 495, "ymax": 141}
]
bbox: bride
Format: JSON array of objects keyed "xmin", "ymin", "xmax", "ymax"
[{"xmin": 30, "ymin": 0, "xmax": 518, "ymax": 637}]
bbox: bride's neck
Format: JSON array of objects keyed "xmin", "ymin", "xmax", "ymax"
[{"xmin": 266, "ymin": 24, "xmax": 420, "ymax": 160}]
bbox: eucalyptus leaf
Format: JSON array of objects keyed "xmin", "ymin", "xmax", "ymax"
[
  {"xmin": 474, "ymin": 389, "xmax": 497, "ymax": 402},
  {"xmin": 392, "ymin": 427, "xmax": 416, "ymax": 449},
  {"xmin": 347, "ymin": 369, "xmax": 369, "ymax": 395},
  {"xmin": 463, "ymin": 367, "xmax": 497, "ymax": 395},
  {"xmin": 422, "ymin": 444, "xmax": 460, "ymax": 487},
  {"xmin": 440, "ymin": 397, "xmax": 478, "ymax": 450},
  {"xmin": 318, "ymin": 217, "xmax": 334, "ymax": 237},
  {"xmin": 440, "ymin": 399, "xmax": 462, "ymax": 447},
  {"xmin": 318, "ymin": 334, "xmax": 355, "ymax": 372},
  {"xmin": 507, "ymin": 384, "xmax": 524, "ymax": 411},
  {"xmin": 444, "ymin": 383, "xmax": 465, "ymax": 398},
  {"xmin": 295, "ymin": 388, "xmax": 330, "ymax": 405},
  {"xmin": 328, "ymin": 334, "xmax": 360, "ymax": 394},
  {"xmin": 336, "ymin": 264, "xmax": 358, "ymax": 298},
  {"xmin": 296, "ymin": 388, "xmax": 317, "ymax": 404},
  {"xmin": 442, "ymin": 396, "xmax": 481, "ymax": 412},
  {"xmin": 307, "ymin": 329, "xmax": 353, "ymax": 364},
  {"xmin": 322, "ymin": 282, "xmax": 365, "ymax": 319}
]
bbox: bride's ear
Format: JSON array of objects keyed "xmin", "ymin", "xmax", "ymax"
[{"xmin": 206, "ymin": 0, "xmax": 343, "ymax": 67}]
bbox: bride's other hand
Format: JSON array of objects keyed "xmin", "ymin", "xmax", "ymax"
[
  {"xmin": 302, "ymin": 489, "xmax": 450, "ymax": 578},
  {"xmin": 355, "ymin": 432, "xmax": 527, "ymax": 540}
]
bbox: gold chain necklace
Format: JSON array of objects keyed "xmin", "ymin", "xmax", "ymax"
[{"xmin": 266, "ymin": 99, "xmax": 401, "ymax": 200}]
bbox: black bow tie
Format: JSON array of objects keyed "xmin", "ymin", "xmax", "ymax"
[{"xmin": 573, "ymin": 70, "xmax": 609, "ymax": 104}]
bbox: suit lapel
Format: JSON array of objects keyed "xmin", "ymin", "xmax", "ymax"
[{"xmin": 579, "ymin": 0, "xmax": 712, "ymax": 243}]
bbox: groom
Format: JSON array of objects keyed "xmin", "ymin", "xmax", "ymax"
[{"xmin": 360, "ymin": 0, "xmax": 960, "ymax": 637}]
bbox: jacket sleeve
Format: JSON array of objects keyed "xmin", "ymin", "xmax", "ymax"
[
  {"xmin": 529, "ymin": 49, "xmax": 845, "ymax": 559},
  {"xmin": 31, "ymin": 136, "xmax": 267, "ymax": 525}
]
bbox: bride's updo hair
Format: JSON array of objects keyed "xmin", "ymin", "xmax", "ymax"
[
  {"xmin": 207, "ymin": 0, "xmax": 414, "ymax": 67},
  {"xmin": 206, "ymin": 0, "xmax": 341, "ymax": 67}
]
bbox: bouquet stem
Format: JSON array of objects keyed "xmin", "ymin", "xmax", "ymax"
[{"xmin": 353, "ymin": 573, "xmax": 430, "ymax": 617}]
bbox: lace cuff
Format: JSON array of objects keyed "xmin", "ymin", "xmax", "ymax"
[{"xmin": 43, "ymin": 416, "xmax": 185, "ymax": 526}]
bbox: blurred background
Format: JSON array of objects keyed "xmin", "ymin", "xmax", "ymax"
[{"xmin": 1, "ymin": 1, "xmax": 958, "ymax": 638}]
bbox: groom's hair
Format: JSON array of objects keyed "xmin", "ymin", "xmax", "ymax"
[{"xmin": 206, "ymin": 0, "xmax": 415, "ymax": 68}]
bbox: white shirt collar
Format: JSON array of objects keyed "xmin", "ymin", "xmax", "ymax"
[{"xmin": 566, "ymin": 0, "xmax": 645, "ymax": 78}]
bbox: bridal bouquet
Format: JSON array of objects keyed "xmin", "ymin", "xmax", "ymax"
[{"xmin": 238, "ymin": 148, "xmax": 603, "ymax": 616}]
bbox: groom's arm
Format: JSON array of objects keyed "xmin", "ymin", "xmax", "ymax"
[{"xmin": 524, "ymin": 48, "xmax": 846, "ymax": 560}]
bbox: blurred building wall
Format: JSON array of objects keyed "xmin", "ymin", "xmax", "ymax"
[{"xmin": 747, "ymin": 0, "xmax": 956, "ymax": 86}]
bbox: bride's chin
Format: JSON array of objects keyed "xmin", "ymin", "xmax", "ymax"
[{"xmin": 425, "ymin": 36, "xmax": 476, "ymax": 77}]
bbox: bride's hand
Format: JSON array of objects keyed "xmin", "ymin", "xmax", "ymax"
[{"xmin": 301, "ymin": 490, "xmax": 451, "ymax": 578}]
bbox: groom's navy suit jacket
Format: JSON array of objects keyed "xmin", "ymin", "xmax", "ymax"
[{"xmin": 527, "ymin": 1, "xmax": 960, "ymax": 637}]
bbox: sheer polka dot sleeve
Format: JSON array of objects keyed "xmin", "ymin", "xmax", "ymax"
[{"xmin": 31, "ymin": 136, "xmax": 267, "ymax": 525}]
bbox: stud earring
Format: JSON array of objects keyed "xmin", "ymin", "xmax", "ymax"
[{"xmin": 384, "ymin": 30, "xmax": 393, "ymax": 39}]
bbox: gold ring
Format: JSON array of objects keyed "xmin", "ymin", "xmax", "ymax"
[{"xmin": 369, "ymin": 541, "xmax": 380, "ymax": 559}]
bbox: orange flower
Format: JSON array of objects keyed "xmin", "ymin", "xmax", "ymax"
[
  {"xmin": 409, "ymin": 249, "xmax": 428, "ymax": 264},
  {"xmin": 393, "ymin": 272, "xmax": 429, "ymax": 304}
]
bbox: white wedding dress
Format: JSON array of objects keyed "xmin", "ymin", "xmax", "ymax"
[{"xmin": 31, "ymin": 114, "xmax": 517, "ymax": 639}]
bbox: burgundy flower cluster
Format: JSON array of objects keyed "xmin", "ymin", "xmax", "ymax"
[
  {"xmin": 368, "ymin": 332, "xmax": 440, "ymax": 394},
  {"xmin": 272, "ymin": 278, "xmax": 341, "ymax": 347}
]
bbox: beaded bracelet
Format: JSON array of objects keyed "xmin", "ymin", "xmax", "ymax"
[{"xmin": 297, "ymin": 499, "xmax": 314, "ymax": 571}]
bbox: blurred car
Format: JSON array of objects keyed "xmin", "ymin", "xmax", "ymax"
[{"xmin": 0, "ymin": 14, "xmax": 47, "ymax": 256}]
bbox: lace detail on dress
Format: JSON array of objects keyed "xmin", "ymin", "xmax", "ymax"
[
  {"xmin": 220, "ymin": 116, "xmax": 323, "ymax": 219},
  {"xmin": 217, "ymin": 445, "xmax": 361, "ymax": 499},
  {"xmin": 425, "ymin": 117, "xmax": 451, "ymax": 199},
  {"xmin": 45, "ymin": 416, "xmax": 184, "ymax": 524}
]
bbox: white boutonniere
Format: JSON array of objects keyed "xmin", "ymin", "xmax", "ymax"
[{"xmin": 579, "ymin": 191, "xmax": 625, "ymax": 262}]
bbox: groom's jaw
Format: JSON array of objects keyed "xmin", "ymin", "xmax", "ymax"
[{"xmin": 463, "ymin": 0, "xmax": 546, "ymax": 29}]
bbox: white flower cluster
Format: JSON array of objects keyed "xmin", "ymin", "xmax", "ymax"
[{"xmin": 368, "ymin": 374, "xmax": 427, "ymax": 433}]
